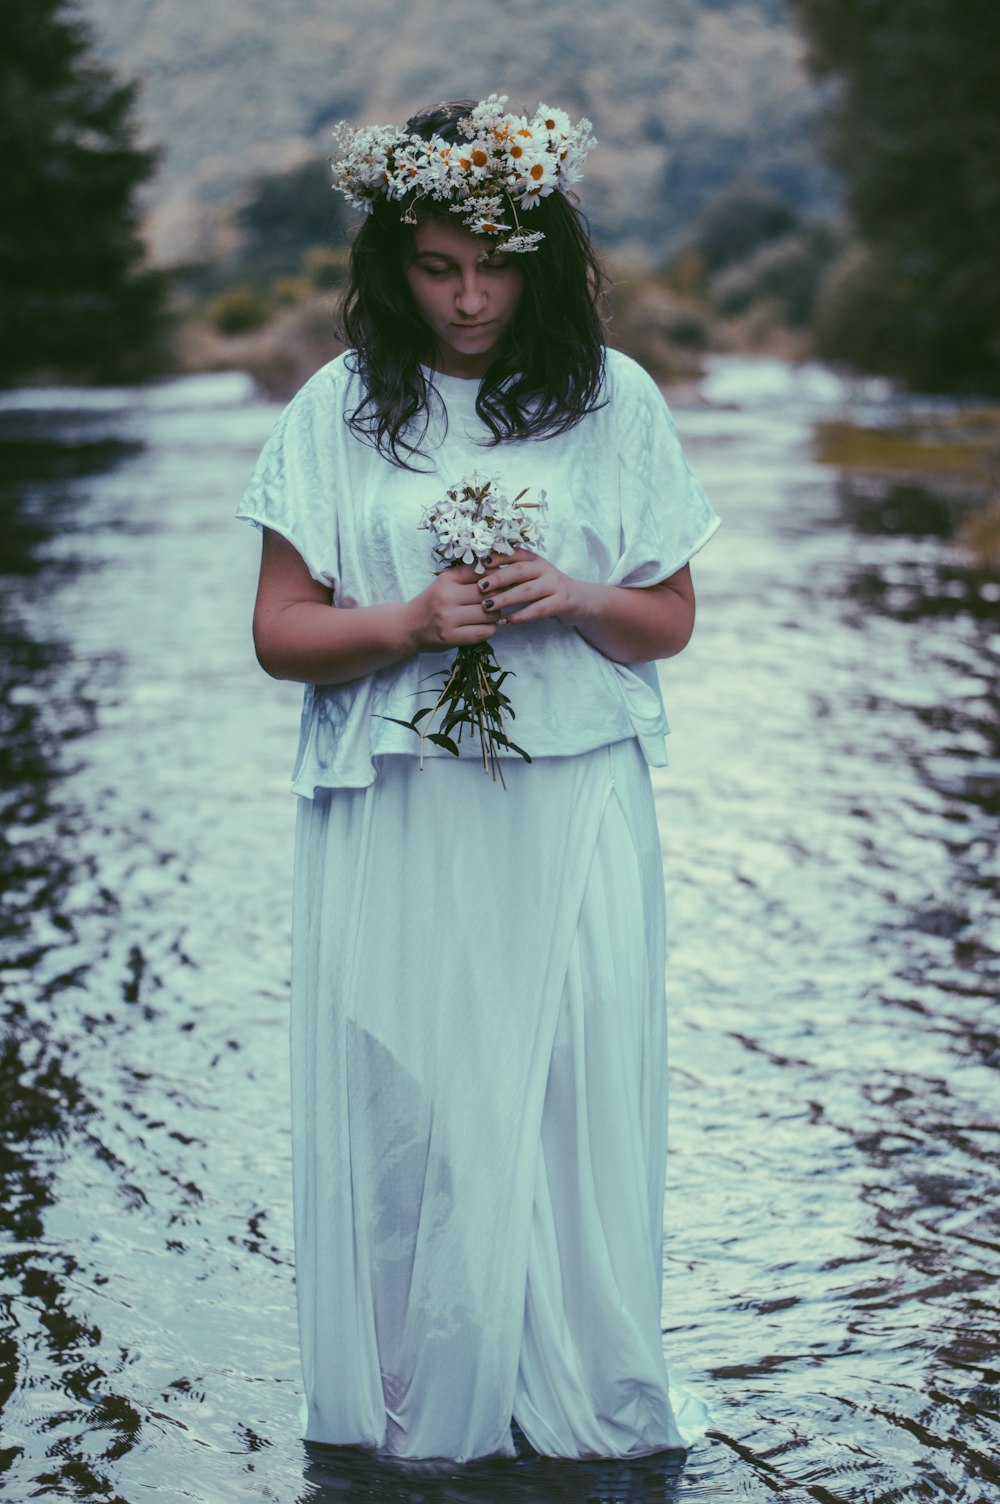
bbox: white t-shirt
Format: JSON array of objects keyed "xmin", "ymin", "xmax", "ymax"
[{"xmin": 238, "ymin": 347, "xmax": 720, "ymax": 796}]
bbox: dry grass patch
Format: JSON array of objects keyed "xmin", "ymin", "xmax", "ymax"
[
  {"xmin": 814, "ymin": 410, "xmax": 1000, "ymax": 570},
  {"xmin": 815, "ymin": 417, "xmax": 1000, "ymax": 486}
]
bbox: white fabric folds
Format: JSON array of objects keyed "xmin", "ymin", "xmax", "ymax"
[
  {"xmin": 237, "ymin": 348, "xmax": 721, "ymax": 794},
  {"xmin": 290, "ymin": 739, "xmax": 709, "ymax": 1461}
]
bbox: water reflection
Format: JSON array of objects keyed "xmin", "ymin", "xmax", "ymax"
[
  {"xmin": 301, "ymin": 1438, "xmax": 691, "ymax": 1504},
  {"xmin": 0, "ymin": 416, "xmax": 141, "ymax": 578},
  {"xmin": 836, "ymin": 476, "xmax": 956, "ymax": 540},
  {"xmin": 834, "ymin": 470, "xmax": 1000, "ymax": 626}
]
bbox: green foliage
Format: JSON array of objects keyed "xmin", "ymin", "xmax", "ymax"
[
  {"xmin": 662, "ymin": 179, "xmax": 837, "ymax": 334},
  {"xmin": 272, "ymin": 276, "xmax": 311, "ymax": 307},
  {"xmin": 381, "ymin": 641, "xmax": 530, "ymax": 785},
  {"xmin": 303, "ymin": 245, "xmax": 350, "ymax": 291},
  {"xmin": 688, "ymin": 181, "xmax": 801, "ymax": 275},
  {"xmin": 789, "ymin": 0, "xmax": 1000, "ymax": 392},
  {"xmin": 234, "ymin": 160, "xmax": 348, "ymax": 287},
  {"xmin": 207, "ymin": 286, "xmax": 272, "ymax": 336},
  {"xmin": 0, "ymin": 0, "xmax": 168, "ymax": 384},
  {"xmin": 661, "ymin": 310, "xmax": 710, "ymax": 351},
  {"xmin": 709, "ymin": 224, "xmax": 840, "ymax": 328},
  {"xmin": 181, "ymin": 159, "xmax": 350, "ymax": 328},
  {"xmin": 661, "ymin": 250, "xmax": 707, "ymax": 301}
]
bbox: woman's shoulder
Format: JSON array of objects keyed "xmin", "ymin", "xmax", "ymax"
[
  {"xmin": 601, "ymin": 347, "xmax": 668, "ymax": 409},
  {"xmin": 286, "ymin": 349, "xmax": 361, "ymax": 410},
  {"xmin": 262, "ymin": 351, "xmax": 367, "ymax": 453}
]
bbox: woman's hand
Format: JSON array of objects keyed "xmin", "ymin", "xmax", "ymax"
[
  {"xmin": 408, "ymin": 562, "xmax": 498, "ymax": 651},
  {"xmin": 252, "ymin": 529, "xmax": 497, "ymax": 685},
  {"xmin": 477, "ymin": 548, "xmax": 696, "ymax": 664},
  {"xmin": 477, "ymin": 549, "xmax": 584, "ymax": 626}
]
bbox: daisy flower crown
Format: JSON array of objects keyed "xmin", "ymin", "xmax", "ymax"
[{"xmin": 329, "ymin": 94, "xmax": 596, "ymax": 253}]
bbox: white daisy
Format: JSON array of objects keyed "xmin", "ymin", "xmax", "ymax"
[{"xmin": 536, "ymin": 105, "xmax": 572, "ymax": 138}]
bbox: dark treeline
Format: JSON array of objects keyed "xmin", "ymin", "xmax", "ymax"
[
  {"xmin": 790, "ymin": 0, "xmax": 1000, "ymax": 394},
  {"xmin": 0, "ymin": 0, "xmax": 167, "ymax": 386}
]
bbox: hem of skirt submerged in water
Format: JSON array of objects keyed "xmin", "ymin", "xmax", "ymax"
[
  {"xmin": 297, "ymin": 1390, "xmax": 713, "ymax": 1464},
  {"xmin": 298, "ymin": 1433, "xmax": 702, "ymax": 1466}
]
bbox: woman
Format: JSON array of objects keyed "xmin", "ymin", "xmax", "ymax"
[{"xmin": 238, "ymin": 95, "xmax": 719, "ymax": 1464}]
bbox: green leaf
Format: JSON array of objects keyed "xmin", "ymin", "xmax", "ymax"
[
  {"xmin": 376, "ymin": 713, "xmax": 421, "ymax": 732},
  {"xmin": 427, "ymin": 732, "xmax": 460, "ymax": 756}
]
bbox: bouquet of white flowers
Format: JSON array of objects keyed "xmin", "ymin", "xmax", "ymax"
[{"xmin": 383, "ymin": 474, "xmax": 546, "ymax": 783}]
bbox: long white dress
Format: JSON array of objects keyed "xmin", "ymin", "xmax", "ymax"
[{"xmin": 239, "ymin": 349, "xmax": 719, "ymax": 1462}]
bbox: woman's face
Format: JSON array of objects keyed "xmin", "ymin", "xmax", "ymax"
[{"xmin": 403, "ymin": 218, "xmax": 524, "ymax": 379}]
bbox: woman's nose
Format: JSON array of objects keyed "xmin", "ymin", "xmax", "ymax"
[{"xmin": 455, "ymin": 272, "xmax": 488, "ymax": 316}]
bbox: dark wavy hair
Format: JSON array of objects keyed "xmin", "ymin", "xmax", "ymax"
[{"xmin": 338, "ymin": 99, "xmax": 607, "ymax": 468}]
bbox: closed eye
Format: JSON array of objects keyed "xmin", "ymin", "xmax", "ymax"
[{"xmin": 412, "ymin": 258, "xmax": 455, "ymax": 277}]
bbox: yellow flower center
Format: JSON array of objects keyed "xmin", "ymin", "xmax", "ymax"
[
  {"xmin": 471, "ymin": 148, "xmax": 488, "ymax": 167},
  {"xmin": 530, "ymin": 163, "xmax": 545, "ymax": 180}
]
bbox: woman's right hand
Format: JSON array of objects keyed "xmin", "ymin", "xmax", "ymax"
[
  {"xmin": 253, "ymin": 529, "xmax": 495, "ymax": 686},
  {"xmin": 407, "ymin": 563, "xmax": 497, "ymax": 651}
]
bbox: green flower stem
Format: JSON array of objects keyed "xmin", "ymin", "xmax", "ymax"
[{"xmin": 379, "ymin": 639, "xmax": 530, "ymax": 786}]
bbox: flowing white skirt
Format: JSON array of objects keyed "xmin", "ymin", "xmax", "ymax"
[{"xmin": 290, "ymin": 738, "xmax": 707, "ymax": 1462}]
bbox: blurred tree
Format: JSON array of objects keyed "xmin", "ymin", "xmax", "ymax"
[
  {"xmin": 690, "ymin": 180, "xmax": 801, "ymax": 275},
  {"xmin": 236, "ymin": 160, "xmax": 349, "ymax": 286},
  {"xmin": 0, "ymin": 0, "xmax": 168, "ymax": 384},
  {"xmin": 790, "ymin": 0, "xmax": 1000, "ymax": 392},
  {"xmin": 182, "ymin": 160, "xmax": 350, "ymax": 302},
  {"xmin": 207, "ymin": 285, "xmax": 272, "ymax": 336},
  {"xmin": 709, "ymin": 223, "xmax": 840, "ymax": 329}
]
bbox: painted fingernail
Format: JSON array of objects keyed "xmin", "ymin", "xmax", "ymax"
[
  {"xmin": 483, "ymin": 598, "xmax": 495, "ymax": 610},
  {"xmin": 478, "ymin": 578, "xmax": 490, "ymax": 592}
]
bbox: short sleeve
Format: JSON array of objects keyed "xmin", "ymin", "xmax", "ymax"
[
  {"xmin": 607, "ymin": 353, "xmax": 720, "ymax": 587},
  {"xmin": 236, "ymin": 364, "xmax": 342, "ymax": 589}
]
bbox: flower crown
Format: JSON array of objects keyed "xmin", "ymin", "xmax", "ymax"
[{"xmin": 329, "ymin": 94, "xmax": 596, "ymax": 253}]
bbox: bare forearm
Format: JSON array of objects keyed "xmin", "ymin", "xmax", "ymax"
[
  {"xmin": 557, "ymin": 580, "xmax": 695, "ymax": 664},
  {"xmin": 254, "ymin": 599, "xmax": 420, "ymax": 684}
]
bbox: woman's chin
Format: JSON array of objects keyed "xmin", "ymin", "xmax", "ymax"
[{"xmin": 425, "ymin": 324, "xmax": 509, "ymax": 376}]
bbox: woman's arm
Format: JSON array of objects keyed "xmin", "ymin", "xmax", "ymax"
[
  {"xmin": 251, "ymin": 528, "xmax": 497, "ymax": 684},
  {"xmin": 477, "ymin": 550, "xmax": 696, "ymax": 663}
]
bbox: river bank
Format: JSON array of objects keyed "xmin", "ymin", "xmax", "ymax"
[{"xmin": 814, "ymin": 407, "xmax": 1000, "ymax": 568}]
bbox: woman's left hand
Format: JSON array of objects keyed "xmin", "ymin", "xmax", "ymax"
[
  {"xmin": 477, "ymin": 549, "xmax": 697, "ymax": 664},
  {"xmin": 477, "ymin": 548, "xmax": 583, "ymax": 626}
]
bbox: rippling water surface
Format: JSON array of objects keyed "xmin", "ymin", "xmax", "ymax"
[{"xmin": 1, "ymin": 358, "xmax": 997, "ymax": 1503}]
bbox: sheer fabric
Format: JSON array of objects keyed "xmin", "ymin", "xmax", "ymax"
[{"xmin": 290, "ymin": 742, "xmax": 709, "ymax": 1461}]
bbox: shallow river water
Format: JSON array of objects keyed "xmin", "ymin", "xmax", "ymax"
[{"xmin": 1, "ymin": 357, "xmax": 997, "ymax": 1504}]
